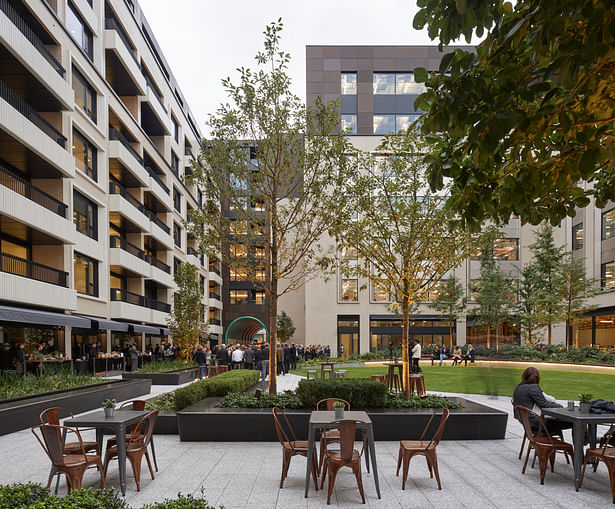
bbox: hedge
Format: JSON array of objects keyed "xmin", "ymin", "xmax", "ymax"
[
  {"xmin": 296, "ymin": 378, "xmax": 388, "ymax": 408},
  {"xmin": 218, "ymin": 391, "xmax": 303, "ymax": 409}
]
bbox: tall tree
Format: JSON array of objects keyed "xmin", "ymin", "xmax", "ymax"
[
  {"xmin": 515, "ymin": 264, "xmax": 543, "ymax": 346},
  {"xmin": 167, "ymin": 263, "xmax": 206, "ymax": 361},
  {"xmin": 331, "ymin": 132, "xmax": 475, "ymax": 398},
  {"xmin": 412, "ymin": 0, "xmax": 615, "ymax": 229},
  {"xmin": 277, "ymin": 311, "xmax": 296, "ymax": 343},
  {"xmin": 560, "ymin": 253, "xmax": 596, "ymax": 348},
  {"xmin": 431, "ymin": 275, "xmax": 466, "ymax": 347},
  {"xmin": 187, "ymin": 21, "xmax": 351, "ymax": 393},
  {"xmin": 530, "ymin": 225, "xmax": 566, "ymax": 345},
  {"xmin": 472, "ymin": 229, "xmax": 515, "ymax": 349}
]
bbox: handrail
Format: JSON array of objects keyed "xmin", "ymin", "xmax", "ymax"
[
  {"xmin": 111, "ymin": 288, "xmax": 171, "ymax": 313},
  {"xmin": 209, "ymin": 265, "xmax": 220, "ymax": 276},
  {"xmin": 109, "ymin": 235, "xmax": 145, "ymax": 260},
  {"xmin": 109, "ymin": 127, "xmax": 143, "ymax": 164},
  {"xmin": 147, "ymin": 255, "xmax": 170, "ymax": 274},
  {"xmin": 209, "ymin": 291, "xmax": 220, "ymax": 301},
  {"xmin": 109, "ymin": 178, "xmax": 146, "ymax": 215},
  {"xmin": 146, "ymin": 209, "xmax": 170, "ymax": 234},
  {"xmin": 187, "ymin": 247, "xmax": 198, "ymax": 256},
  {"xmin": 0, "ymin": 0, "xmax": 65, "ymax": 76},
  {"xmin": 0, "ymin": 252, "xmax": 67, "ymax": 287},
  {"xmin": 144, "ymin": 165, "xmax": 169, "ymax": 194},
  {"xmin": 0, "ymin": 161, "xmax": 67, "ymax": 217},
  {"xmin": 209, "ymin": 318, "xmax": 221, "ymax": 326},
  {"xmin": 104, "ymin": 17, "xmax": 138, "ymax": 65},
  {"xmin": 0, "ymin": 80, "xmax": 66, "ymax": 148},
  {"xmin": 142, "ymin": 72, "xmax": 166, "ymax": 112}
]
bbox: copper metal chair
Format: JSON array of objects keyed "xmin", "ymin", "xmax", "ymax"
[
  {"xmin": 316, "ymin": 398, "xmax": 351, "ymax": 474},
  {"xmin": 32, "ymin": 424, "xmax": 105, "ymax": 493},
  {"xmin": 102, "ymin": 409, "xmax": 159, "ymax": 491},
  {"xmin": 40, "ymin": 407, "xmax": 100, "ymax": 455},
  {"xmin": 516, "ymin": 406, "xmax": 574, "ymax": 485},
  {"xmin": 319, "ymin": 419, "xmax": 368, "ymax": 505},
  {"xmin": 397, "ymin": 408, "xmax": 450, "ymax": 490},
  {"xmin": 580, "ymin": 424, "xmax": 615, "ymax": 503},
  {"xmin": 272, "ymin": 407, "xmax": 318, "ymax": 490}
]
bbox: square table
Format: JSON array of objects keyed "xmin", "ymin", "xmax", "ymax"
[
  {"xmin": 64, "ymin": 409, "xmax": 149, "ymax": 496},
  {"xmin": 305, "ymin": 410, "xmax": 381, "ymax": 499},
  {"xmin": 541, "ymin": 407, "xmax": 615, "ymax": 491},
  {"xmin": 318, "ymin": 361, "xmax": 336, "ymax": 379}
]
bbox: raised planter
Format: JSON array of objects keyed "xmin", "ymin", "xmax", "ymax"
[
  {"xmin": 0, "ymin": 379, "xmax": 151, "ymax": 436},
  {"xmin": 176, "ymin": 397, "xmax": 507, "ymax": 442},
  {"xmin": 123, "ymin": 367, "xmax": 200, "ymax": 385}
]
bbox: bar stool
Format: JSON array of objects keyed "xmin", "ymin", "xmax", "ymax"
[
  {"xmin": 335, "ymin": 370, "xmax": 347, "ymax": 378},
  {"xmin": 409, "ymin": 374, "xmax": 426, "ymax": 396},
  {"xmin": 386, "ymin": 373, "xmax": 401, "ymax": 392},
  {"xmin": 371, "ymin": 374, "xmax": 386, "ymax": 383},
  {"xmin": 307, "ymin": 369, "xmax": 318, "ymax": 380}
]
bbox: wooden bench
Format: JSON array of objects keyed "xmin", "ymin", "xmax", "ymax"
[
  {"xmin": 306, "ymin": 369, "xmax": 318, "ymax": 380},
  {"xmin": 334, "ymin": 370, "xmax": 347, "ymax": 378}
]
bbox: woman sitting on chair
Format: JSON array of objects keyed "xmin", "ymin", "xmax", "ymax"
[{"xmin": 451, "ymin": 346, "xmax": 462, "ymax": 366}]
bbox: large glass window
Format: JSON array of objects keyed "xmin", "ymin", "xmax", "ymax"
[
  {"xmin": 396, "ymin": 73, "xmax": 426, "ymax": 94},
  {"xmin": 173, "ymin": 222, "xmax": 181, "ymax": 247},
  {"xmin": 74, "ymin": 252, "xmax": 98, "ymax": 296},
  {"xmin": 373, "ymin": 115, "xmax": 395, "ymax": 135},
  {"xmin": 67, "ymin": 2, "xmax": 93, "ymax": 59},
  {"xmin": 73, "ymin": 190, "xmax": 97, "ymax": 240},
  {"xmin": 371, "ymin": 281, "xmax": 390, "ymax": 302},
  {"xmin": 602, "ymin": 261, "xmax": 615, "ymax": 290},
  {"xmin": 230, "ymin": 267, "xmax": 248, "ymax": 281},
  {"xmin": 171, "ymin": 152, "xmax": 179, "ymax": 175},
  {"xmin": 396, "ymin": 115, "xmax": 421, "ymax": 132},
  {"xmin": 340, "ymin": 278, "xmax": 358, "ymax": 302},
  {"xmin": 72, "ymin": 129, "xmax": 97, "ymax": 181},
  {"xmin": 230, "ymin": 289, "xmax": 249, "ymax": 304},
  {"xmin": 373, "ymin": 74, "xmax": 395, "ymax": 94},
  {"xmin": 253, "ymin": 290, "xmax": 265, "ymax": 304},
  {"xmin": 493, "ymin": 238, "xmax": 519, "ymax": 260},
  {"xmin": 573, "ymin": 223, "xmax": 584, "ymax": 250},
  {"xmin": 72, "ymin": 68, "xmax": 96, "ymax": 122},
  {"xmin": 341, "ymin": 115, "xmax": 357, "ymax": 134},
  {"xmin": 341, "ymin": 73, "xmax": 357, "ymax": 95},
  {"xmin": 231, "ymin": 244, "xmax": 247, "ymax": 258},
  {"xmin": 172, "ymin": 116, "xmax": 179, "ymax": 142},
  {"xmin": 173, "ymin": 187, "xmax": 181, "ymax": 212},
  {"xmin": 602, "ymin": 209, "xmax": 615, "ymax": 240}
]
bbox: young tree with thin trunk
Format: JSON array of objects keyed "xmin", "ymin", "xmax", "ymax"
[
  {"xmin": 331, "ymin": 132, "xmax": 475, "ymax": 398},
  {"xmin": 431, "ymin": 275, "xmax": 466, "ymax": 347},
  {"xmin": 277, "ymin": 311, "xmax": 295, "ymax": 343},
  {"xmin": 516, "ymin": 264, "xmax": 543, "ymax": 345},
  {"xmin": 187, "ymin": 20, "xmax": 351, "ymax": 394},
  {"xmin": 560, "ymin": 253, "xmax": 596, "ymax": 348}
]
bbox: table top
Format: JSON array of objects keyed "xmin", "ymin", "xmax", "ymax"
[
  {"xmin": 309, "ymin": 410, "xmax": 371, "ymax": 426},
  {"xmin": 65, "ymin": 409, "xmax": 149, "ymax": 427},
  {"xmin": 318, "ymin": 361, "xmax": 335, "ymax": 366},
  {"xmin": 542, "ymin": 407, "xmax": 615, "ymax": 423}
]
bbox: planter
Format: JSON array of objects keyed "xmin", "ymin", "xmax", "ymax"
[
  {"xmin": 0, "ymin": 379, "xmax": 151, "ymax": 436},
  {"xmin": 122, "ymin": 367, "xmax": 200, "ymax": 385},
  {"xmin": 580, "ymin": 402, "xmax": 591, "ymax": 413},
  {"xmin": 104, "ymin": 407, "xmax": 115, "ymax": 418},
  {"xmin": 334, "ymin": 407, "xmax": 344, "ymax": 419}
]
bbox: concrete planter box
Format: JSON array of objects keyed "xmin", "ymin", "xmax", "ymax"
[
  {"xmin": 176, "ymin": 397, "xmax": 507, "ymax": 442},
  {"xmin": 153, "ymin": 410, "xmax": 179, "ymax": 434},
  {"xmin": 123, "ymin": 367, "xmax": 200, "ymax": 385},
  {"xmin": 0, "ymin": 379, "xmax": 151, "ymax": 436}
]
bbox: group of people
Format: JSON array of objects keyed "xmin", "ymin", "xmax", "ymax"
[
  {"xmin": 430, "ymin": 343, "xmax": 475, "ymax": 366},
  {"xmin": 153, "ymin": 343, "xmax": 180, "ymax": 362}
]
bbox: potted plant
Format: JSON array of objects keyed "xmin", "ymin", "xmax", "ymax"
[
  {"xmin": 578, "ymin": 394, "xmax": 593, "ymax": 413},
  {"xmin": 333, "ymin": 401, "xmax": 345, "ymax": 419},
  {"xmin": 103, "ymin": 398, "xmax": 116, "ymax": 418}
]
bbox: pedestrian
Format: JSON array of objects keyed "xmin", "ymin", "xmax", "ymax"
[
  {"xmin": 411, "ymin": 339, "xmax": 421, "ymax": 373},
  {"xmin": 244, "ymin": 345, "xmax": 255, "ymax": 370},
  {"xmin": 195, "ymin": 345, "xmax": 207, "ymax": 379},
  {"xmin": 289, "ymin": 343, "xmax": 297, "ymax": 371},
  {"xmin": 232, "ymin": 346, "xmax": 244, "ymax": 369},
  {"xmin": 14, "ymin": 342, "xmax": 25, "ymax": 377},
  {"xmin": 129, "ymin": 343, "xmax": 139, "ymax": 372}
]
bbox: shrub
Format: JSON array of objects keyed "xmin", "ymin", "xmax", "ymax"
[
  {"xmin": 0, "ymin": 371, "xmax": 103, "ymax": 401},
  {"xmin": 29, "ymin": 488, "xmax": 128, "ymax": 509},
  {"xmin": 219, "ymin": 391, "xmax": 303, "ymax": 409},
  {"xmin": 137, "ymin": 359, "xmax": 197, "ymax": 374},
  {"xmin": 296, "ymin": 378, "xmax": 388, "ymax": 408},
  {"xmin": 145, "ymin": 391, "xmax": 175, "ymax": 411},
  {"xmin": 141, "ymin": 490, "xmax": 218, "ymax": 509},
  {"xmin": 0, "ymin": 483, "xmax": 49, "ymax": 509},
  {"xmin": 384, "ymin": 394, "xmax": 462, "ymax": 409}
]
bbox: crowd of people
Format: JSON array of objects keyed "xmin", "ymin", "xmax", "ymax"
[{"xmin": 430, "ymin": 343, "xmax": 475, "ymax": 367}]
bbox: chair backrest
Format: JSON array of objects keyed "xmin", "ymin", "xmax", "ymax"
[
  {"xmin": 316, "ymin": 398, "xmax": 351, "ymax": 411},
  {"xmin": 32, "ymin": 424, "xmax": 85, "ymax": 467},
  {"xmin": 516, "ymin": 405, "xmax": 553, "ymax": 445},
  {"xmin": 127, "ymin": 410, "xmax": 159, "ymax": 450},
  {"xmin": 40, "ymin": 407, "xmax": 74, "ymax": 442},
  {"xmin": 272, "ymin": 407, "xmax": 298, "ymax": 449},
  {"xmin": 323, "ymin": 419, "xmax": 367, "ymax": 462},
  {"xmin": 419, "ymin": 408, "xmax": 450, "ymax": 448},
  {"xmin": 119, "ymin": 400, "xmax": 146, "ymax": 411},
  {"xmin": 601, "ymin": 424, "xmax": 615, "ymax": 455}
]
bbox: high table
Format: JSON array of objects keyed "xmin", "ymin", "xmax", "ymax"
[
  {"xmin": 64, "ymin": 409, "xmax": 149, "ymax": 496},
  {"xmin": 541, "ymin": 407, "xmax": 615, "ymax": 491},
  {"xmin": 318, "ymin": 361, "xmax": 336, "ymax": 379},
  {"xmin": 304, "ymin": 410, "xmax": 381, "ymax": 499},
  {"xmin": 384, "ymin": 362, "xmax": 403, "ymax": 392}
]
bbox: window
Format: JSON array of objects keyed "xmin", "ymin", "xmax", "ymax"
[
  {"xmin": 73, "ymin": 190, "xmax": 97, "ymax": 240},
  {"xmin": 172, "ymin": 116, "xmax": 179, "ymax": 143},
  {"xmin": 371, "ymin": 282, "xmax": 390, "ymax": 302},
  {"xmin": 396, "ymin": 115, "xmax": 421, "ymax": 132},
  {"xmin": 173, "ymin": 257, "xmax": 181, "ymax": 274},
  {"xmin": 602, "ymin": 261, "xmax": 615, "ymax": 290},
  {"xmin": 373, "ymin": 74, "xmax": 395, "ymax": 94},
  {"xmin": 72, "ymin": 129, "xmax": 97, "ymax": 181},
  {"xmin": 253, "ymin": 245, "xmax": 265, "ymax": 259},
  {"xmin": 66, "ymin": 2, "xmax": 93, "ymax": 59},
  {"xmin": 341, "ymin": 279, "xmax": 358, "ymax": 302},
  {"xmin": 396, "ymin": 73, "xmax": 426, "ymax": 94},
  {"xmin": 469, "ymin": 279, "xmax": 480, "ymax": 301},
  {"xmin": 255, "ymin": 269, "xmax": 266, "ymax": 282},
  {"xmin": 602, "ymin": 209, "xmax": 615, "ymax": 240},
  {"xmin": 341, "ymin": 246, "xmax": 358, "ymax": 260},
  {"xmin": 493, "ymin": 238, "xmax": 519, "ymax": 261},
  {"xmin": 341, "ymin": 115, "xmax": 357, "ymax": 134},
  {"xmin": 373, "ymin": 115, "xmax": 395, "ymax": 135},
  {"xmin": 341, "ymin": 73, "xmax": 357, "ymax": 95},
  {"xmin": 72, "ymin": 68, "xmax": 96, "ymax": 122},
  {"xmin": 173, "ymin": 222, "xmax": 181, "ymax": 247},
  {"xmin": 230, "ymin": 244, "xmax": 247, "ymax": 258},
  {"xmin": 253, "ymin": 290, "xmax": 265, "ymax": 305},
  {"xmin": 74, "ymin": 252, "xmax": 98, "ymax": 296},
  {"xmin": 173, "ymin": 187, "xmax": 181, "ymax": 212},
  {"xmin": 230, "ymin": 267, "xmax": 248, "ymax": 281},
  {"xmin": 252, "ymin": 200, "xmax": 265, "ymax": 212},
  {"xmin": 230, "ymin": 289, "xmax": 249, "ymax": 304},
  {"xmin": 171, "ymin": 152, "xmax": 179, "ymax": 175},
  {"xmin": 573, "ymin": 223, "xmax": 584, "ymax": 250}
]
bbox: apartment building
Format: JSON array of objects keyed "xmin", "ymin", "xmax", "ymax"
[
  {"xmin": 299, "ymin": 45, "xmax": 615, "ymax": 356},
  {"xmin": 0, "ymin": 0, "xmax": 222, "ymax": 357}
]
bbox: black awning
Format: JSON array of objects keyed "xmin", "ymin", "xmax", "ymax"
[
  {"xmin": 129, "ymin": 324, "xmax": 162, "ymax": 334},
  {"xmin": 0, "ymin": 305, "xmax": 91, "ymax": 328},
  {"xmin": 160, "ymin": 328, "xmax": 170, "ymax": 335},
  {"xmin": 84, "ymin": 317, "xmax": 129, "ymax": 332}
]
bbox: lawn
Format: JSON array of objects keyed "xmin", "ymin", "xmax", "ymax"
[{"xmin": 290, "ymin": 365, "xmax": 615, "ymax": 402}]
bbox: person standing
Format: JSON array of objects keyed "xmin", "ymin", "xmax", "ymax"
[
  {"xmin": 411, "ymin": 339, "xmax": 421, "ymax": 373},
  {"xmin": 232, "ymin": 346, "xmax": 244, "ymax": 369},
  {"xmin": 277, "ymin": 344, "xmax": 285, "ymax": 375},
  {"xmin": 283, "ymin": 344, "xmax": 291, "ymax": 374},
  {"xmin": 14, "ymin": 343, "xmax": 25, "ymax": 377},
  {"xmin": 195, "ymin": 345, "xmax": 207, "ymax": 379},
  {"xmin": 244, "ymin": 345, "xmax": 255, "ymax": 370},
  {"xmin": 129, "ymin": 343, "xmax": 139, "ymax": 372},
  {"xmin": 216, "ymin": 344, "xmax": 229, "ymax": 367},
  {"xmin": 261, "ymin": 344, "xmax": 270, "ymax": 381},
  {"xmin": 289, "ymin": 343, "xmax": 297, "ymax": 371},
  {"xmin": 88, "ymin": 342, "xmax": 99, "ymax": 374}
]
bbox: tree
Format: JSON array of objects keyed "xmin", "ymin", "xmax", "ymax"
[
  {"xmin": 187, "ymin": 21, "xmax": 351, "ymax": 393},
  {"xmin": 412, "ymin": 0, "xmax": 615, "ymax": 229},
  {"xmin": 530, "ymin": 225, "xmax": 566, "ymax": 345},
  {"xmin": 515, "ymin": 264, "xmax": 543, "ymax": 346},
  {"xmin": 471, "ymin": 229, "xmax": 515, "ymax": 350},
  {"xmin": 277, "ymin": 311, "xmax": 295, "ymax": 343},
  {"xmin": 560, "ymin": 253, "xmax": 596, "ymax": 348},
  {"xmin": 431, "ymin": 275, "xmax": 466, "ymax": 346},
  {"xmin": 167, "ymin": 263, "xmax": 206, "ymax": 361},
  {"xmin": 331, "ymin": 132, "xmax": 475, "ymax": 398}
]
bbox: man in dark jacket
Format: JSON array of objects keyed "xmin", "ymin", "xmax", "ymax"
[
  {"xmin": 216, "ymin": 344, "xmax": 229, "ymax": 366},
  {"xmin": 244, "ymin": 346, "xmax": 255, "ymax": 370},
  {"xmin": 289, "ymin": 343, "xmax": 297, "ymax": 371},
  {"xmin": 283, "ymin": 344, "xmax": 291, "ymax": 374},
  {"xmin": 14, "ymin": 343, "xmax": 25, "ymax": 376},
  {"xmin": 195, "ymin": 345, "xmax": 207, "ymax": 379}
]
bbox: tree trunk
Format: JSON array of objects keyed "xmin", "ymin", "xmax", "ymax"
[
  {"xmin": 401, "ymin": 298, "xmax": 410, "ymax": 399},
  {"xmin": 449, "ymin": 323, "xmax": 453, "ymax": 347},
  {"xmin": 486, "ymin": 327, "xmax": 491, "ymax": 349},
  {"xmin": 268, "ymin": 287, "xmax": 278, "ymax": 394},
  {"xmin": 495, "ymin": 322, "xmax": 499, "ymax": 351},
  {"xmin": 547, "ymin": 323, "xmax": 552, "ymax": 345}
]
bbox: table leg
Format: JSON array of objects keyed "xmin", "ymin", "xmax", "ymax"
[
  {"xmin": 150, "ymin": 435, "xmax": 158, "ymax": 472},
  {"xmin": 305, "ymin": 424, "xmax": 316, "ymax": 498},
  {"xmin": 96, "ymin": 428, "xmax": 104, "ymax": 452},
  {"xmin": 572, "ymin": 421, "xmax": 584, "ymax": 491},
  {"xmin": 56, "ymin": 428, "xmax": 68, "ymax": 493},
  {"xmin": 367, "ymin": 425, "xmax": 381, "ymax": 499},
  {"xmin": 116, "ymin": 425, "xmax": 127, "ymax": 496}
]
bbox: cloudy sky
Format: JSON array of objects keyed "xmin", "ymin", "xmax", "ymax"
[{"xmin": 138, "ymin": 0, "xmax": 437, "ymax": 135}]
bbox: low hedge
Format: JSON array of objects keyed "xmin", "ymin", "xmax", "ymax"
[
  {"xmin": 385, "ymin": 394, "xmax": 462, "ymax": 409},
  {"xmin": 296, "ymin": 378, "xmax": 388, "ymax": 408},
  {"xmin": 218, "ymin": 391, "xmax": 303, "ymax": 409}
]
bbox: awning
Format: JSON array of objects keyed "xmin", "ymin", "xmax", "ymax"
[
  {"xmin": 0, "ymin": 305, "xmax": 91, "ymax": 328},
  {"xmin": 81, "ymin": 316, "xmax": 129, "ymax": 332},
  {"xmin": 160, "ymin": 328, "xmax": 170, "ymax": 335},
  {"xmin": 129, "ymin": 324, "xmax": 163, "ymax": 334}
]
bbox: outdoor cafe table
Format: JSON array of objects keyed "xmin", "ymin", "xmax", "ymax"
[
  {"xmin": 384, "ymin": 362, "xmax": 403, "ymax": 392},
  {"xmin": 542, "ymin": 406, "xmax": 615, "ymax": 491},
  {"xmin": 318, "ymin": 361, "xmax": 336, "ymax": 379},
  {"xmin": 304, "ymin": 410, "xmax": 381, "ymax": 499},
  {"xmin": 64, "ymin": 409, "xmax": 149, "ymax": 496}
]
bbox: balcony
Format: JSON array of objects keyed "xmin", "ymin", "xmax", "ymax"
[
  {"xmin": 209, "ymin": 318, "xmax": 221, "ymax": 326},
  {"xmin": 209, "ymin": 291, "xmax": 221, "ymax": 301},
  {"xmin": 0, "ymin": 251, "xmax": 67, "ymax": 287},
  {"xmin": 209, "ymin": 264, "xmax": 221, "ymax": 276},
  {"xmin": 0, "ymin": 161, "xmax": 66, "ymax": 217},
  {"xmin": 146, "ymin": 209, "xmax": 170, "ymax": 234},
  {"xmin": 148, "ymin": 255, "xmax": 170, "ymax": 274},
  {"xmin": 145, "ymin": 165, "xmax": 169, "ymax": 195},
  {"xmin": 141, "ymin": 74, "xmax": 171, "ymax": 137},
  {"xmin": 111, "ymin": 288, "xmax": 170, "ymax": 313},
  {"xmin": 104, "ymin": 18, "xmax": 145, "ymax": 96}
]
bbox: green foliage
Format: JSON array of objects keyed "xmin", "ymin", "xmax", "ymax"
[
  {"xmin": 431, "ymin": 275, "xmax": 466, "ymax": 344},
  {"xmin": 102, "ymin": 399, "xmax": 116, "ymax": 409},
  {"xmin": 277, "ymin": 312, "xmax": 296, "ymax": 343},
  {"xmin": 0, "ymin": 483, "xmax": 50, "ymax": 509},
  {"xmin": 578, "ymin": 393, "xmax": 593, "ymax": 404},
  {"xmin": 167, "ymin": 262, "xmax": 206, "ymax": 361},
  {"xmin": 473, "ymin": 344, "xmax": 615, "ymax": 365},
  {"xmin": 296, "ymin": 379, "xmax": 388, "ymax": 409},
  {"xmin": 218, "ymin": 391, "xmax": 303, "ymax": 409},
  {"xmin": 413, "ymin": 0, "xmax": 615, "ymax": 228},
  {"xmin": 516, "ymin": 263, "xmax": 543, "ymax": 345},
  {"xmin": 137, "ymin": 360, "xmax": 198, "ymax": 374},
  {"xmin": 384, "ymin": 394, "xmax": 462, "ymax": 409},
  {"xmin": 29, "ymin": 488, "xmax": 128, "ymax": 509},
  {"xmin": 141, "ymin": 490, "xmax": 218, "ymax": 509},
  {"xmin": 559, "ymin": 253, "xmax": 596, "ymax": 346},
  {"xmin": 145, "ymin": 391, "xmax": 175, "ymax": 411},
  {"xmin": 0, "ymin": 371, "xmax": 103, "ymax": 401}
]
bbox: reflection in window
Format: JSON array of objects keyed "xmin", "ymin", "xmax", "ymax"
[
  {"xmin": 396, "ymin": 73, "xmax": 426, "ymax": 94},
  {"xmin": 173, "ymin": 222, "xmax": 182, "ymax": 247},
  {"xmin": 72, "ymin": 129, "xmax": 97, "ymax": 181},
  {"xmin": 602, "ymin": 261, "xmax": 615, "ymax": 290},
  {"xmin": 230, "ymin": 267, "xmax": 248, "ymax": 281},
  {"xmin": 73, "ymin": 190, "xmax": 97, "ymax": 240},
  {"xmin": 253, "ymin": 245, "xmax": 265, "ymax": 258},
  {"xmin": 493, "ymin": 238, "xmax": 519, "ymax": 260},
  {"xmin": 231, "ymin": 244, "xmax": 247, "ymax": 258},
  {"xmin": 573, "ymin": 223, "xmax": 584, "ymax": 250},
  {"xmin": 373, "ymin": 115, "xmax": 395, "ymax": 135},
  {"xmin": 373, "ymin": 74, "xmax": 395, "ymax": 94},
  {"xmin": 341, "ymin": 73, "xmax": 357, "ymax": 95},
  {"xmin": 72, "ymin": 67, "xmax": 96, "ymax": 122},
  {"xmin": 255, "ymin": 269, "xmax": 266, "ymax": 282},
  {"xmin": 74, "ymin": 252, "xmax": 98, "ymax": 296},
  {"xmin": 371, "ymin": 282, "xmax": 390, "ymax": 302},
  {"xmin": 67, "ymin": 2, "xmax": 93, "ymax": 59},
  {"xmin": 341, "ymin": 246, "xmax": 358, "ymax": 260},
  {"xmin": 396, "ymin": 115, "xmax": 421, "ymax": 132},
  {"xmin": 341, "ymin": 115, "xmax": 356, "ymax": 134},
  {"xmin": 230, "ymin": 289, "xmax": 249, "ymax": 304},
  {"xmin": 602, "ymin": 209, "xmax": 615, "ymax": 240},
  {"xmin": 254, "ymin": 290, "xmax": 265, "ymax": 305},
  {"xmin": 341, "ymin": 279, "xmax": 358, "ymax": 302}
]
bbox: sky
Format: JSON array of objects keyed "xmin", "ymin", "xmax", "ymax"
[{"xmin": 138, "ymin": 0, "xmax": 437, "ymax": 136}]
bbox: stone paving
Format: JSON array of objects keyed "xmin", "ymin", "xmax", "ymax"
[{"xmin": 1, "ymin": 373, "xmax": 614, "ymax": 508}]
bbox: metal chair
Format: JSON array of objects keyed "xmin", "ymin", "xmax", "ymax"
[
  {"xmin": 316, "ymin": 398, "xmax": 351, "ymax": 474},
  {"xmin": 580, "ymin": 424, "xmax": 615, "ymax": 503}
]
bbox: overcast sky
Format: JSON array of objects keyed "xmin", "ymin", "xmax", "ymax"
[{"xmin": 138, "ymin": 0, "xmax": 437, "ymax": 136}]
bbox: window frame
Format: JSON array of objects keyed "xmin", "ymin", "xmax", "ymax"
[
  {"xmin": 71, "ymin": 67, "xmax": 96, "ymax": 122},
  {"xmin": 173, "ymin": 222, "xmax": 182, "ymax": 248},
  {"xmin": 72, "ymin": 128, "xmax": 97, "ymax": 181},
  {"xmin": 74, "ymin": 251, "xmax": 98, "ymax": 297},
  {"xmin": 602, "ymin": 209, "xmax": 615, "ymax": 241},
  {"xmin": 73, "ymin": 189, "xmax": 98, "ymax": 240},
  {"xmin": 67, "ymin": 1, "xmax": 93, "ymax": 60},
  {"xmin": 572, "ymin": 223, "xmax": 584, "ymax": 250}
]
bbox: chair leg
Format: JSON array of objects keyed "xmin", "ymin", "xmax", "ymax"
[
  {"xmin": 396, "ymin": 446, "xmax": 402, "ymax": 476},
  {"xmin": 518, "ymin": 433, "xmax": 527, "ymax": 460},
  {"xmin": 46, "ymin": 468, "xmax": 56, "ymax": 489},
  {"xmin": 522, "ymin": 444, "xmax": 531, "ymax": 474},
  {"xmin": 327, "ymin": 463, "xmax": 341, "ymax": 505},
  {"xmin": 353, "ymin": 462, "xmax": 366, "ymax": 504},
  {"xmin": 579, "ymin": 452, "xmax": 591, "ymax": 488},
  {"xmin": 145, "ymin": 451, "xmax": 155, "ymax": 480},
  {"xmin": 128, "ymin": 453, "xmax": 143, "ymax": 491},
  {"xmin": 97, "ymin": 458, "xmax": 106, "ymax": 489},
  {"xmin": 428, "ymin": 450, "xmax": 442, "ymax": 490},
  {"xmin": 279, "ymin": 451, "xmax": 288, "ymax": 489},
  {"xmin": 311, "ymin": 448, "xmax": 319, "ymax": 491},
  {"xmin": 425, "ymin": 454, "xmax": 433, "ymax": 478},
  {"xmin": 319, "ymin": 438, "xmax": 326, "ymax": 475},
  {"xmin": 537, "ymin": 452, "xmax": 549, "ymax": 485},
  {"xmin": 401, "ymin": 451, "xmax": 412, "ymax": 490},
  {"xmin": 320, "ymin": 458, "xmax": 328, "ymax": 490}
]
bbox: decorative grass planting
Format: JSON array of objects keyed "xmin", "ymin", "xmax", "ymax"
[
  {"xmin": 219, "ymin": 391, "xmax": 304, "ymax": 409},
  {"xmin": 135, "ymin": 359, "xmax": 197, "ymax": 374},
  {"xmin": 0, "ymin": 371, "xmax": 103, "ymax": 401}
]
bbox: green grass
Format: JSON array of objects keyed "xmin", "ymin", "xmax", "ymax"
[{"xmin": 290, "ymin": 365, "xmax": 615, "ymax": 401}]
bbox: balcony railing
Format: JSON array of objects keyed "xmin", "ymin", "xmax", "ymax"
[
  {"xmin": 0, "ymin": 161, "xmax": 67, "ymax": 217},
  {"xmin": 142, "ymin": 72, "xmax": 166, "ymax": 112},
  {"xmin": 187, "ymin": 247, "xmax": 198, "ymax": 256},
  {"xmin": 209, "ymin": 291, "xmax": 220, "ymax": 301},
  {"xmin": 110, "ymin": 235, "xmax": 146, "ymax": 261},
  {"xmin": 111, "ymin": 288, "xmax": 171, "ymax": 313},
  {"xmin": 109, "ymin": 127, "xmax": 143, "ymax": 164},
  {"xmin": 209, "ymin": 318, "xmax": 221, "ymax": 326},
  {"xmin": 0, "ymin": 81, "xmax": 66, "ymax": 148},
  {"xmin": 144, "ymin": 165, "xmax": 169, "ymax": 194},
  {"xmin": 104, "ymin": 17, "xmax": 138, "ymax": 65},
  {"xmin": 148, "ymin": 255, "xmax": 170, "ymax": 274},
  {"xmin": 146, "ymin": 209, "xmax": 170, "ymax": 234},
  {"xmin": 209, "ymin": 265, "xmax": 221, "ymax": 276},
  {"xmin": 0, "ymin": 0, "xmax": 65, "ymax": 76},
  {"xmin": 0, "ymin": 252, "xmax": 67, "ymax": 287},
  {"xmin": 109, "ymin": 178, "xmax": 146, "ymax": 215},
  {"xmin": 185, "ymin": 148, "xmax": 195, "ymax": 159}
]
